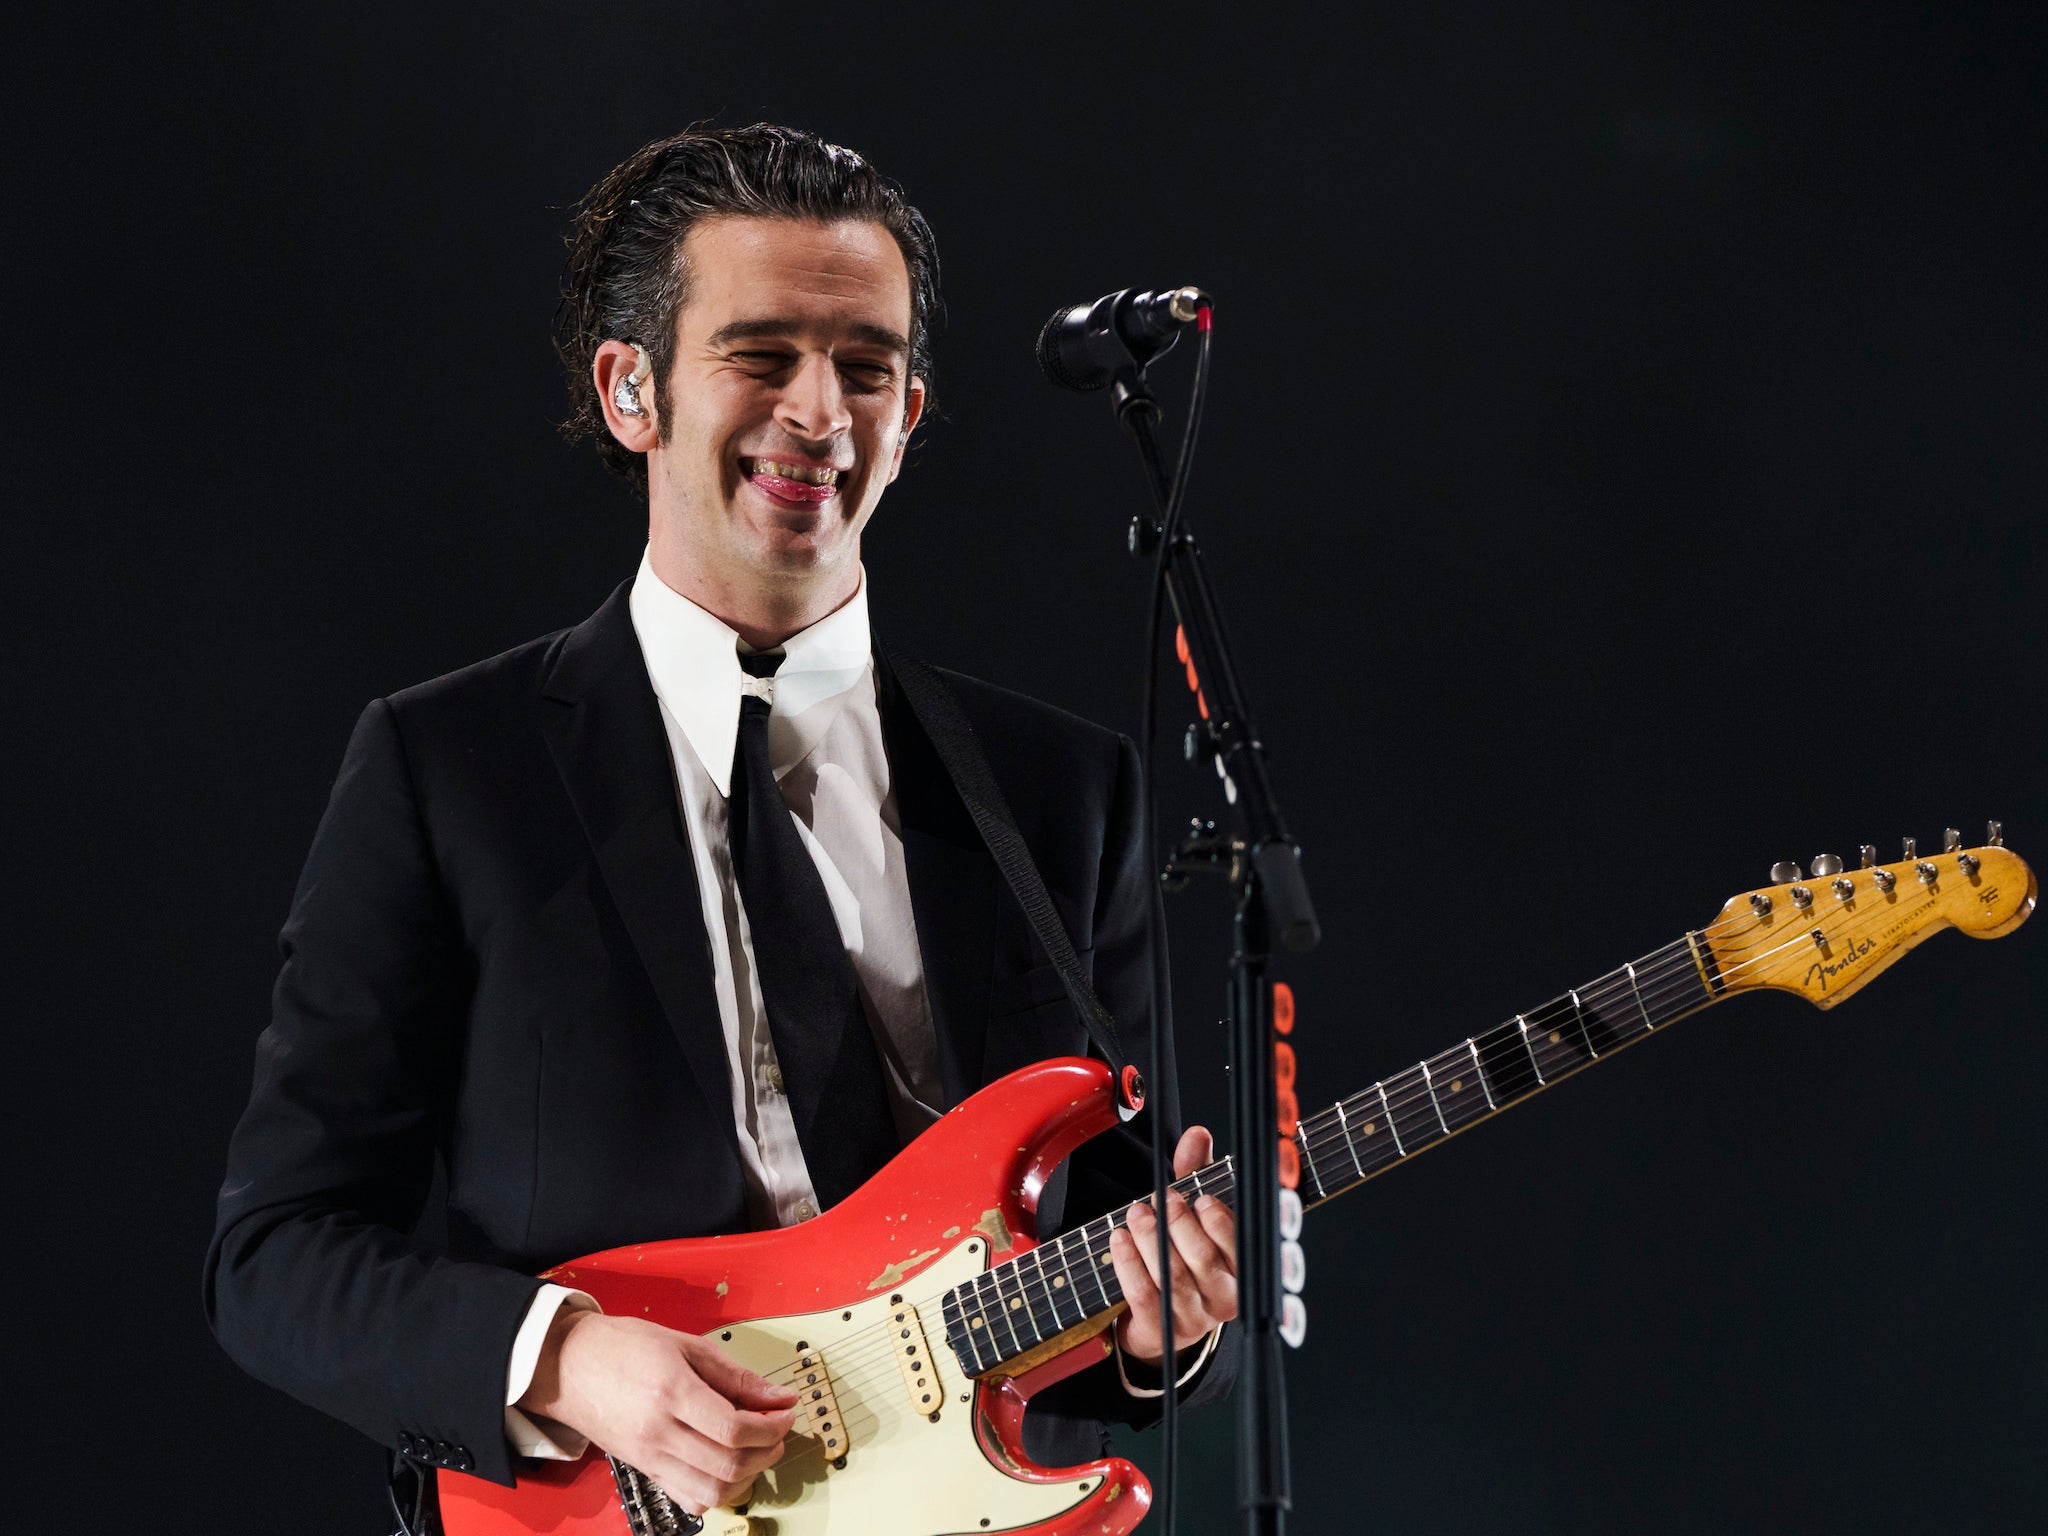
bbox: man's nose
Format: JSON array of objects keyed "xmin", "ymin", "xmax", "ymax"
[{"xmin": 774, "ymin": 354, "xmax": 852, "ymax": 444}]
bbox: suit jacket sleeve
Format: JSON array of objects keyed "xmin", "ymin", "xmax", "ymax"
[
  {"xmin": 204, "ymin": 698, "xmax": 543, "ymax": 1487},
  {"xmin": 1032, "ymin": 731, "xmax": 1239, "ymax": 1439}
]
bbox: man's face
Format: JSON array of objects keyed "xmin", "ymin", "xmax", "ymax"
[{"xmin": 646, "ymin": 215, "xmax": 924, "ymax": 596}]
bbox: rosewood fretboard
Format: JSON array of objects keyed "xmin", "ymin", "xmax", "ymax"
[{"xmin": 939, "ymin": 932, "xmax": 1725, "ymax": 1379}]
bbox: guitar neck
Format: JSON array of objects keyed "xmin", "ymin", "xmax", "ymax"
[
  {"xmin": 941, "ymin": 930, "xmax": 1724, "ymax": 1377},
  {"xmin": 1291, "ymin": 929, "xmax": 1721, "ymax": 1206}
]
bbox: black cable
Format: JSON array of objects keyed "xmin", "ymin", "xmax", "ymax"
[
  {"xmin": 385, "ymin": 1454, "xmax": 421, "ymax": 1536},
  {"xmin": 1135, "ymin": 313, "xmax": 1213, "ymax": 1536}
]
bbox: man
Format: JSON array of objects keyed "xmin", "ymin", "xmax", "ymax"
[{"xmin": 207, "ymin": 123, "xmax": 1236, "ymax": 1523}]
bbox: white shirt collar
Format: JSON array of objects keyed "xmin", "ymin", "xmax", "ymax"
[{"xmin": 628, "ymin": 547, "xmax": 874, "ymax": 797}]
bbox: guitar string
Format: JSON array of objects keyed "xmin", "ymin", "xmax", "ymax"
[
  {"xmin": 626, "ymin": 875, "xmax": 1989, "ymax": 1507},
  {"xmin": 1293, "ymin": 892, "xmax": 1941, "ymax": 1187},
  {"xmin": 1300, "ymin": 883, "xmax": 1944, "ymax": 1161},
  {"xmin": 743, "ymin": 899, "xmax": 1919, "ymax": 1391},
  {"xmin": 746, "ymin": 913, "xmax": 1896, "ymax": 1394},
  {"xmin": 1297, "ymin": 915, "xmax": 1868, "ymax": 1173},
  {"xmin": 1300, "ymin": 884, "xmax": 1946, "ymax": 1160},
  {"xmin": 725, "ymin": 879, "xmax": 1968, "ymax": 1393}
]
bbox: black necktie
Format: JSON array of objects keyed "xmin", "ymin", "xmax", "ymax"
[{"xmin": 727, "ymin": 649, "xmax": 898, "ymax": 1211}]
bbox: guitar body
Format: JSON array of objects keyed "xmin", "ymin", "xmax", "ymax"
[{"xmin": 439, "ymin": 1057, "xmax": 1151, "ymax": 1536}]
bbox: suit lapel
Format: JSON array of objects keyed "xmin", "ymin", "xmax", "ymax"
[
  {"xmin": 876, "ymin": 646, "xmax": 997, "ymax": 1110},
  {"xmin": 540, "ymin": 583, "xmax": 737, "ymax": 1143}
]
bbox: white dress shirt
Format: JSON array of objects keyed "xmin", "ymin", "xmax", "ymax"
[{"xmin": 503, "ymin": 550, "xmax": 1204, "ymax": 1458}]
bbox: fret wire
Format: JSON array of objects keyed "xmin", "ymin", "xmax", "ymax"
[
  {"xmin": 1419, "ymin": 1060, "xmax": 1450, "ymax": 1136},
  {"xmin": 1081, "ymin": 1219, "xmax": 1117, "ymax": 1314},
  {"xmin": 1052, "ymin": 1234, "xmax": 1083, "ymax": 1330},
  {"xmin": 1376, "ymin": 1082, "xmax": 1405, "ymax": 1156},
  {"xmin": 958, "ymin": 1282, "xmax": 992, "ymax": 1374},
  {"xmin": 977, "ymin": 1272, "xmax": 1006, "ymax": 1360},
  {"xmin": 1468, "ymin": 1037, "xmax": 1496, "ymax": 1110},
  {"xmin": 942, "ymin": 1288, "xmax": 984, "ymax": 1376},
  {"xmin": 1333, "ymin": 1099, "xmax": 1367, "ymax": 1178},
  {"xmin": 1568, "ymin": 989, "xmax": 1598, "ymax": 1056},
  {"xmin": 1625, "ymin": 961, "xmax": 1654, "ymax": 1030},
  {"xmin": 1021, "ymin": 1247, "xmax": 1053, "ymax": 1337},
  {"xmin": 1298, "ymin": 1128, "xmax": 1327, "ymax": 1199},
  {"xmin": 1517, "ymin": 1014, "xmax": 1546, "ymax": 1083},
  {"xmin": 993, "ymin": 1264, "xmax": 1025, "ymax": 1356}
]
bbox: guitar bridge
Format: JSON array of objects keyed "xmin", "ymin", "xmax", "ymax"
[{"xmin": 608, "ymin": 1457, "xmax": 701, "ymax": 1536}]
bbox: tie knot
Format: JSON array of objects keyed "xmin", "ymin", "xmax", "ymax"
[{"xmin": 739, "ymin": 649, "xmax": 785, "ymax": 680}]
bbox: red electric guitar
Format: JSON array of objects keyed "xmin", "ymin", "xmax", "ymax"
[{"xmin": 440, "ymin": 833, "xmax": 2034, "ymax": 1536}]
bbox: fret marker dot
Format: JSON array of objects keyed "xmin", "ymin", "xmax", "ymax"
[
  {"xmin": 1450, "ymin": 1078, "xmax": 1463, "ymax": 1092},
  {"xmin": 1053, "ymin": 1275, "xmax": 1066, "ymax": 1287},
  {"xmin": 970, "ymin": 1317, "xmax": 983, "ymax": 1329},
  {"xmin": 1548, "ymin": 1030, "xmax": 1561, "ymax": 1043},
  {"xmin": 1363, "ymin": 1121, "xmax": 1377, "ymax": 1135},
  {"xmin": 1009, "ymin": 1298, "xmax": 1022, "ymax": 1310}
]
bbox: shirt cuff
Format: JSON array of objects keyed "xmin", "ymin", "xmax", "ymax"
[
  {"xmin": 503, "ymin": 1283, "xmax": 601, "ymax": 1460},
  {"xmin": 1112, "ymin": 1323, "xmax": 1222, "ymax": 1399}
]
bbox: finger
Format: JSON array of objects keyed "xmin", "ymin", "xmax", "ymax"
[
  {"xmin": 1123, "ymin": 1202, "xmax": 1166, "ymax": 1289},
  {"xmin": 670, "ymin": 1420, "xmax": 785, "ymax": 1487},
  {"xmin": 1180, "ymin": 1198, "xmax": 1239, "ymax": 1325},
  {"xmin": 673, "ymin": 1370, "xmax": 796, "ymax": 1451},
  {"xmin": 1129, "ymin": 1201, "xmax": 1211, "ymax": 1345},
  {"xmin": 1173, "ymin": 1124, "xmax": 1216, "ymax": 1180},
  {"xmin": 1194, "ymin": 1193, "xmax": 1237, "ymax": 1263},
  {"xmin": 1109, "ymin": 1223, "xmax": 1159, "ymax": 1312},
  {"xmin": 1163, "ymin": 1188, "xmax": 1227, "ymax": 1277},
  {"xmin": 1152, "ymin": 1195, "xmax": 1203, "ymax": 1308},
  {"xmin": 688, "ymin": 1339, "xmax": 801, "ymax": 1409},
  {"xmin": 644, "ymin": 1452, "xmax": 725, "ymax": 1517}
]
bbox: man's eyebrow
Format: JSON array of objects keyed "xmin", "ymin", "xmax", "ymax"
[{"xmin": 704, "ymin": 318, "xmax": 911, "ymax": 355}]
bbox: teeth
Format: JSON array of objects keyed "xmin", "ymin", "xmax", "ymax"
[{"xmin": 748, "ymin": 458, "xmax": 839, "ymax": 486}]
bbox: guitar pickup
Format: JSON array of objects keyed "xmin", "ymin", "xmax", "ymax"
[
  {"xmin": 790, "ymin": 1348, "xmax": 850, "ymax": 1463},
  {"xmin": 889, "ymin": 1301, "xmax": 942, "ymax": 1418}
]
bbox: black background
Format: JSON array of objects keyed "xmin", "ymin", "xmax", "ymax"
[{"xmin": 12, "ymin": 3, "xmax": 2044, "ymax": 1532}]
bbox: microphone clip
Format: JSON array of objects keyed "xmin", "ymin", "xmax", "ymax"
[{"xmin": 1037, "ymin": 286, "xmax": 1209, "ymax": 408}]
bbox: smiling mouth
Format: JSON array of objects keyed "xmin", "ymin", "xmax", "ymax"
[{"xmin": 743, "ymin": 457, "xmax": 841, "ymax": 487}]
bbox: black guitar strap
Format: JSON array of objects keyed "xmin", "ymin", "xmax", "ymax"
[{"xmin": 882, "ymin": 644, "xmax": 1145, "ymax": 1119}]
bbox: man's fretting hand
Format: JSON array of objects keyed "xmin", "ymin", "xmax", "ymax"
[
  {"xmin": 1108, "ymin": 1124, "xmax": 1239, "ymax": 1367},
  {"xmin": 517, "ymin": 1309, "xmax": 798, "ymax": 1514}
]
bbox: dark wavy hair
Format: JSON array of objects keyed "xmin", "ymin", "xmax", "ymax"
[{"xmin": 555, "ymin": 123, "xmax": 941, "ymax": 487}]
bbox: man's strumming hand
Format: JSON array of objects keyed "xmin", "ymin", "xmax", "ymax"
[
  {"xmin": 517, "ymin": 1309, "xmax": 798, "ymax": 1514},
  {"xmin": 1108, "ymin": 1124, "xmax": 1239, "ymax": 1367}
]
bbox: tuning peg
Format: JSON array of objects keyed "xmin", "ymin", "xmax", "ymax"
[
  {"xmin": 1903, "ymin": 836, "xmax": 1917, "ymax": 859},
  {"xmin": 1859, "ymin": 845, "xmax": 1878, "ymax": 868},
  {"xmin": 1988, "ymin": 820, "xmax": 2004, "ymax": 847},
  {"xmin": 1770, "ymin": 861, "xmax": 1803, "ymax": 883},
  {"xmin": 1810, "ymin": 853, "xmax": 1844, "ymax": 877},
  {"xmin": 1943, "ymin": 828, "xmax": 1962, "ymax": 852}
]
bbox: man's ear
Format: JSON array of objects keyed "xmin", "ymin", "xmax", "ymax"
[
  {"xmin": 886, "ymin": 376, "xmax": 928, "ymax": 483},
  {"xmin": 594, "ymin": 340, "xmax": 660, "ymax": 450}
]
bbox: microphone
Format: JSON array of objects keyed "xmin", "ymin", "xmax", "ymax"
[{"xmin": 1037, "ymin": 286, "xmax": 1209, "ymax": 391}]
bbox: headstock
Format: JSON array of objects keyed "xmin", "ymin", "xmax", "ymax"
[{"xmin": 1699, "ymin": 825, "xmax": 2035, "ymax": 1010}]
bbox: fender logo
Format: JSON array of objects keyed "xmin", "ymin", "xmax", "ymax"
[{"xmin": 1805, "ymin": 934, "xmax": 1877, "ymax": 992}]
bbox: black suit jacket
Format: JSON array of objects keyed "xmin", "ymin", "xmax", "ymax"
[{"xmin": 206, "ymin": 582, "xmax": 1231, "ymax": 1489}]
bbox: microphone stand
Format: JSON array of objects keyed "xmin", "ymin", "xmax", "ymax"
[{"xmin": 1106, "ymin": 365, "xmax": 1321, "ymax": 1536}]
